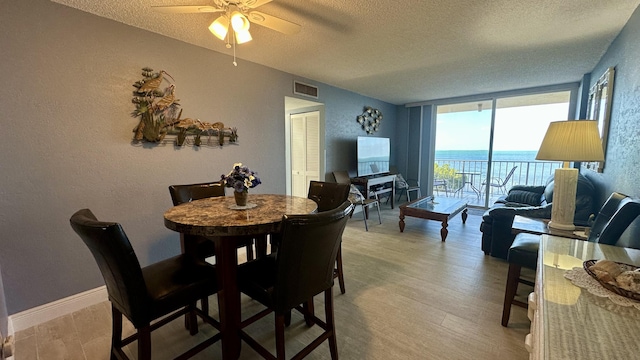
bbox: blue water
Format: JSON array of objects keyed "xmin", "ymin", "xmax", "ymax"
[
  {"xmin": 435, "ymin": 150, "xmax": 539, "ymax": 162},
  {"xmin": 434, "ymin": 150, "xmax": 559, "ymax": 187}
]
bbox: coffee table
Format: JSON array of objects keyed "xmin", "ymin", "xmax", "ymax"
[{"xmin": 399, "ymin": 196, "xmax": 468, "ymax": 241}]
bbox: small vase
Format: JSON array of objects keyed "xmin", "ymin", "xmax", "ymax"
[{"xmin": 234, "ymin": 190, "xmax": 248, "ymax": 206}]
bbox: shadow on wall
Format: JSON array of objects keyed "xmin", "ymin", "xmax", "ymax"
[{"xmin": 0, "ymin": 264, "xmax": 8, "ymax": 347}]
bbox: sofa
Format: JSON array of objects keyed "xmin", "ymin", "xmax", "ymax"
[{"xmin": 480, "ymin": 171, "xmax": 597, "ymax": 259}]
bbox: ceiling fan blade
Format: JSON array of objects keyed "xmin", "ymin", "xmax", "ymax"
[
  {"xmin": 243, "ymin": 0, "xmax": 273, "ymax": 8},
  {"xmin": 152, "ymin": 5, "xmax": 223, "ymax": 14},
  {"xmin": 248, "ymin": 11, "xmax": 301, "ymax": 35}
]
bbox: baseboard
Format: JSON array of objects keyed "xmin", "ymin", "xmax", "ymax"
[{"xmin": 9, "ymin": 286, "xmax": 107, "ymax": 332}]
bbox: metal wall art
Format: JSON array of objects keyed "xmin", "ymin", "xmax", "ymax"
[
  {"xmin": 131, "ymin": 67, "xmax": 238, "ymax": 147},
  {"xmin": 356, "ymin": 106, "xmax": 383, "ymax": 134}
]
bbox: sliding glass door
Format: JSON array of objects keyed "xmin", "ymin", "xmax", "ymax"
[
  {"xmin": 434, "ymin": 100, "xmax": 492, "ymax": 201},
  {"xmin": 434, "ymin": 91, "xmax": 572, "ymax": 207}
]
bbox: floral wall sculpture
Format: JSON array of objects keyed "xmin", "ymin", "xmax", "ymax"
[{"xmin": 131, "ymin": 67, "xmax": 238, "ymax": 147}]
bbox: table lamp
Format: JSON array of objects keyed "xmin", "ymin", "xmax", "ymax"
[{"xmin": 535, "ymin": 120, "xmax": 605, "ymax": 230}]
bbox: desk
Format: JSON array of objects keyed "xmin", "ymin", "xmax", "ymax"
[
  {"xmin": 164, "ymin": 194, "xmax": 317, "ymax": 360},
  {"xmin": 351, "ymin": 174, "xmax": 396, "ymax": 208},
  {"xmin": 454, "ymin": 171, "xmax": 481, "ymax": 198},
  {"xmin": 529, "ymin": 235, "xmax": 640, "ymax": 359}
]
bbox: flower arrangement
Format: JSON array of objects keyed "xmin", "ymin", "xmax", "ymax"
[{"xmin": 221, "ymin": 163, "xmax": 261, "ymax": 193}]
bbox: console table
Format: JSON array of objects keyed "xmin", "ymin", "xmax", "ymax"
[
  {"xmin": 528, "ymin": 235, "xmax": 640, "ymax": 359},
  {"xmin": 351, "ymin": 174, "xmax": 396, "ymax": 208}
]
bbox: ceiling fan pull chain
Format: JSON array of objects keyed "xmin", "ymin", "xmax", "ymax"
[{"xmin": 232, "ymin": 32, "xmax": 238, "ymax": 66}]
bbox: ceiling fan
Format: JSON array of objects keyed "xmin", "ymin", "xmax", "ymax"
[{"xmin": 152, "ymin": 0, "xmax": 301, "ymax": 45}]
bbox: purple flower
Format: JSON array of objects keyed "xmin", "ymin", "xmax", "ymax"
[{"xmin": 221, "ymin": 162, "xmax": 261, "ymax": 192}]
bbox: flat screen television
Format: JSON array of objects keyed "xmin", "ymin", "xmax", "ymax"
[{"xmin": 357, "ymin": 136, "xmax": 390, "ymax": 177}]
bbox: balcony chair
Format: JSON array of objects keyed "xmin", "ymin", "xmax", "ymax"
[
  {"xmin": 308, "ymin": 180, "xmax": 351, "ymax": 294},
  {"xmin": 433, "ymin": 179, "xmax": 448, "ymax": 197},
  {"xmin": 70, "ymin": 209, "xmax": 221, "ymax": 360},
  {"xmin": 333, "ymin": 171, "xmax": 382, "ymax": 231},
  {"xmin": 501, "ymin": 192, "xmax": 640, "ymax": 326},
  {"xmin": 236, "ymin": 201, "xmax": 354, "ymax": 360},
  {"xmin": 482, "ymin": 166, "xmax": 517, "ymax": 196}
]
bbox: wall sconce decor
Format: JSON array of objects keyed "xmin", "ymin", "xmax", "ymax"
[
  {"xmin": 131, "ymin": 67, "xmax": 238, "ymax": 147},
  {"xmin": 356, "ymin": 106, "xmax": 383, "ymax": 134}
]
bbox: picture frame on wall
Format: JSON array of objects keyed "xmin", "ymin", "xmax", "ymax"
[{"xmin": 583, "ymin": 66, "xmax": 615, "ymax": 173}]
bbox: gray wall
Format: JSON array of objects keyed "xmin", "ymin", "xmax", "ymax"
[
  {"xmin": 321, "ymin": 86, "xmax": 397, "ymax": 179},
  {"xmin": 585, "ymin": 5, "xmax": 640, "ymax": 247},
  {"xmin": 0, "ymin": 0, "xmax": 396, "ymax": 314}
]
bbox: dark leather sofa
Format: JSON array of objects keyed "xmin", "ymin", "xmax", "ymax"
[{"xmin": 480, "ymin": 171, "xmax": 597, "ymax": 259}]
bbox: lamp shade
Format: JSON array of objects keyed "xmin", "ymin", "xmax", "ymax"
[
  {"xmin": 209, "ymin": 15, "xmax": 229, "ymax": 40},
  {"xmin": 230, "ymin": 11, "xmax": 250, "ymax": 32},
  {"xmin": 235, "ymin": 29, "xmax": 252, "ymax": 44},
  {"xmin": 536, "ymin": 120, "xmax": 605, "ymax": 162}
]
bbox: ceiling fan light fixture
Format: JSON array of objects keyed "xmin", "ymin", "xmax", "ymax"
[
  {"xmin": 235, "ymin": 29, "xmax": 252, "ymax": 44},
  {"xmin": 230, "ymin": 11, "xmax": 250, "ymax": 32},
  {"xmin": 209, "ymin": 15, "xmax": 229, "ymax": 40}
]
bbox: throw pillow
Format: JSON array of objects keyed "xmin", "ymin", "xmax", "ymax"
[
  {"xmin": 348, "ymin": 184, "xmax": 365, "ymax": 204},
  {"xmin": 505, "ymin": 189, "xmax": 542, "ymax": 206}
]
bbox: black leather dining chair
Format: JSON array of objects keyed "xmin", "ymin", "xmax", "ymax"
[
  {"xmin": 70, "ymin": 209, "xmax": 221, "ymax": 360},
  {"xmin": 169, "ymin": 181, "xmax": 257, "ymax": 261},
  {"xmin": 333, "ymin": 171, "xmax": 382, "ymax": 230},
  {"xmin": 236, "ymin": 201, "xmax": 354, "ymax": 360},
  {"xmin": 308, "ymin": 180, "xmax": 351, "ymax": 294},
  {"xmin": 501, "ymin": 192, "xmax": 640, "ymax": 327},
  {"xmin": 587, "ymin": 192, "xmax": 640, "ymax": 244}
]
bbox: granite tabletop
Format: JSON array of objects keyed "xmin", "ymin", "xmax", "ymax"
[{"xmin": 164, "ymin": 194, "xmax": 317, "ymax": 237}]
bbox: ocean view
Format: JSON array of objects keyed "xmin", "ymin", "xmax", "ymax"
[
  {"xmin": 434, "ymin": 149, "xmax": 561, "ymax": 188},
  {"xmin": 435, "ymin": 150, "xmax": 540, "ymax": 162}
]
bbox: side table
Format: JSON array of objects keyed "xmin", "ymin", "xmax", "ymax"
[{"xmin": 511, "ymin": 215, "xmax": 588, "ymax": 240}]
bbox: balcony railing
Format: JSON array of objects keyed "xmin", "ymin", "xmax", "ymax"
[{"xmin": 433, "ymin": 159, "xmax": 562, "ymax": 207}]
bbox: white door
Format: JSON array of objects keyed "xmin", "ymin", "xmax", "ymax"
[{"xmin": 291, "ymin": 111, "xmax": 320, "ymax": 197}]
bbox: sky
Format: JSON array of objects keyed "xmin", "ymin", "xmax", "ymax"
[{"xmin": 435, "ymin": 103, "xmax": 570, "ymax": 151}]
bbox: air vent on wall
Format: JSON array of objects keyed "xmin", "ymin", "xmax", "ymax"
[{"xmin": 293, "ymin": 81, "xmax": 319, "ymax": 99}]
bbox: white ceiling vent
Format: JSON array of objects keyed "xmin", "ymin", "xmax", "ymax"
[{"xmin": 293, "ymin": 81, "xmax": 319, "ymax": 99}]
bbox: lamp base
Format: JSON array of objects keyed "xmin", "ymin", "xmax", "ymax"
[
  {"xmin": 548, "ymin": 167, "xmax": 578, "ymax": 231},
  {"xmin": 547, "ymin": 220, "xmax": 576, "ymax": 231}
]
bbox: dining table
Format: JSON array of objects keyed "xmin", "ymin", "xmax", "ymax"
[{"xmin": 164, "ymin": 193, "xmax": 318, "ymax": 360}]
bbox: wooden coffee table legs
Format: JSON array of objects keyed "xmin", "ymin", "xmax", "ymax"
[
  {"xmin": 440, "ymin": 208, "xmax": 468, "ymax": 241},
  {"xmin": 399, "ymin": 207, "xmax": 468, "ymax": 242}
]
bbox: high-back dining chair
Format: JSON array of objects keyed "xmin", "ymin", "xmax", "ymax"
[
  {"xmin": 308, "ymin": 180, "xmax": 351, "ymax": 212},
  {"xmin": 501, "ymin": 192, "xmax": 640, "ymax": 327},
  {"xmin": 308, "ymin": 180, "xmax": 351, "ymax": 294},
  {"xmin": 587, "ymin": 192, "xmax": 640, "ymax": 245},
  {"xmin": 169, "ymin": 181, "xmax": 256, "ymax": 261},
  {"xmin": 236, "ymin": 201, "xmax": 354, "ymax": 360},
  {"xmin": 70, "ymin": 209, "xmax": 221, "ymax": 360},
  {"xmin": 333, "ymin": 171, "xmax": 382, "ymax": 230}
]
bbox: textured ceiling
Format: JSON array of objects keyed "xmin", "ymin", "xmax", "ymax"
[{"xmin": 51, "ymin": 0, "xmax": 640, "ymax": 105}]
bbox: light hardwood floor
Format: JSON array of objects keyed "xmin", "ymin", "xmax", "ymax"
[{"xmin": 15, "ymin": 204, "xmax": 533, "ymax": 359}]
